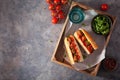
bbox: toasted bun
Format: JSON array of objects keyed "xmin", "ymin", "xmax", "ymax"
[
  {"xmin": 64, "ymin": 35, "xmax": 84, "ymax": 64},
  {"xmin": 64, "ymin": 37, "xmax": 74, "ymax": 64},
  {"xmin": 79, "ymin": 29, "xmax": 98, "ymax": 50}
]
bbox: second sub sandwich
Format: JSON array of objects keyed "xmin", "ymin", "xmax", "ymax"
[
  {"xmin": 74, "ymin": 28, "xmax": 98, "ymax": 54},
  {"xmin": 64, "ymin": 35, "xmax": 84, "ymax": 64}
]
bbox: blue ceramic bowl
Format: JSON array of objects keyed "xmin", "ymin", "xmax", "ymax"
[{"xmin": 69, "ymin": 7, "xmax": 85, "ymax": 24}]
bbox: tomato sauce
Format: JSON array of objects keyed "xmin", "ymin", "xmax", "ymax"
[
  {"xmin": 102, "ymin": 58, "xmax": 117, "ymax": 71},
  {"xmin": 67, "ymin": 36, "xmax": 80, "ymax": 62}
]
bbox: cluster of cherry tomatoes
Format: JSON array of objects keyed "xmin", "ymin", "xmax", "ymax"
[{"xmin": 46, "ymin": 0, "xmax": 68, "ymax": 24}]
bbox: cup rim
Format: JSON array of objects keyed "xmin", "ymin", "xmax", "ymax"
[{"xmin": 69, "ymin": 7, "xmax": 85, "ymax": 24}]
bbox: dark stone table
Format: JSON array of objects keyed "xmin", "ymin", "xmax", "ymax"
[{"xmin": 0, "ymin": 0, "xmax": 120, "ymax": 80}]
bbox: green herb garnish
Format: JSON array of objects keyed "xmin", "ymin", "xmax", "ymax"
[
  {"xmin": 83, "ymin": 55, "xmax": 87, "ymax": 59},
  {"xmin": 81, "ymin": 23, "xmax": 87, "ymax": 27},
  {"xmin": 92, "ymin": 15, "xmax": 111, "ymax": 35},
  {"xmin": 50, "ymin": 40, "xmax": 53, "ymax": 43}
]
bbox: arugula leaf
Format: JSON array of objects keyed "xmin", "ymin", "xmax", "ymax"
[{"xmin": 81, "ymin": 23, "xmax": 87, "ymax": 27}]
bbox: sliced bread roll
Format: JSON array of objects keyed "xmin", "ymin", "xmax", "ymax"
[
  {"xmin": 74, "ymin": 28, "xmax": 98, "ymax": 54},
  {"xmin": 64, "ymin": 35, "xmax": 84, "ymax": 64}
]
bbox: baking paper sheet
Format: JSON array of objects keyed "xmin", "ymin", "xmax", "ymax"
[{"xmin": 64, "ymin": 10, "xmax": 106, "ymax": 70}]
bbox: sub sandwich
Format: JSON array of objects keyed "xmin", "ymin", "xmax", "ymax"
[
  {"xmin": 64, "ymin": 35, "xmax": 84, "ymax": 64},
  {"xmin": 74, "ymin": 28, "xmax": 98, "ymax": 54}
]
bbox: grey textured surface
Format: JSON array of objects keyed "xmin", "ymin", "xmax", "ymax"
[{"xmin": 0, "ymin": 0, "xmax": 120, "ymax": 80}]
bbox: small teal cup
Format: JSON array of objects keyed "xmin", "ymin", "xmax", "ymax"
[{"xmin": 69, "ymin": 7, "xmax": 85, "ymax": 24}]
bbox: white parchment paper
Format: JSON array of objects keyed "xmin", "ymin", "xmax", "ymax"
[{"xmin": 64, "ymin": 10, "xmax": 106, "ymax": 70}]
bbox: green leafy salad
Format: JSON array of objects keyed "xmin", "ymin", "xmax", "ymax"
[{"xmin": 91, "ymin": 15, "xmax": 112, "ymax": 35}]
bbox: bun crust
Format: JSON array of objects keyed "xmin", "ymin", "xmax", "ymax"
[{"xmin": 64, "ymin": 37, "xmax": 74, "ymax": 64}]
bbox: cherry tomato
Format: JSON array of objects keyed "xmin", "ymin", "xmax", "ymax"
[
  {"xmin": 52, "ymin": 17, "xmax": 59, "ymax": 24},
  {"xmin": 101, "ymin": 4, "xmax": 108, "ymax": 11},
  {"xmin": 81, "ymin": 36, "xmax": 86, "ymax": 42},
  {"xmin": 61, "ymin": 0, "xmax": 68, "ymax": 4},
  {"xmin": 70, "ymin": 42, "xmax": 76, "ymax": 48},
  {"xmin": 75, "ymin": 48, "xmax": 79, "ymax": 54},
  {"xmin": 77, "ymin": 30, "xmax": 83, "ymax": 38},
  {"xmin": 51, "ymin": 10, "xmax": 57, "ymax": 17},
  {"xmin": 74, "ymin": 47, "xmax": 78, "ymax": 51},
  {"xmin": 87, "ymin": 45, "xmax": 93, "ymax": 53},
  {"xmin": 58, "ymin": 13, "xmax": 65, "ymax": 19},
  {"xmin": 56, "ymin": 5, "xmax": 61, "ymax": 12},
  {"xmin": 76, "ymin": 55, "xmax": 80, "ymax": 60},
  {"xmin": 54, "ymin": 0, "xmax": 61, "ymax": 4},
  {"xmin": 69, "ymin": 36, "xmax": 74, "ymax": 41},
  {"xmin": 46, "ymin": 0, "xmax": 53, "ymax": 4},
  {"xmin": 58, "ymin": 10, "xmax": 65, "ymax": 19},
  {"xmin": 49, "ymin": 4, "xmax": 55, "ymax": 10},
  {"xmin": 58, "ymin": 10, "xmax": 64, "ymax": 14}
]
